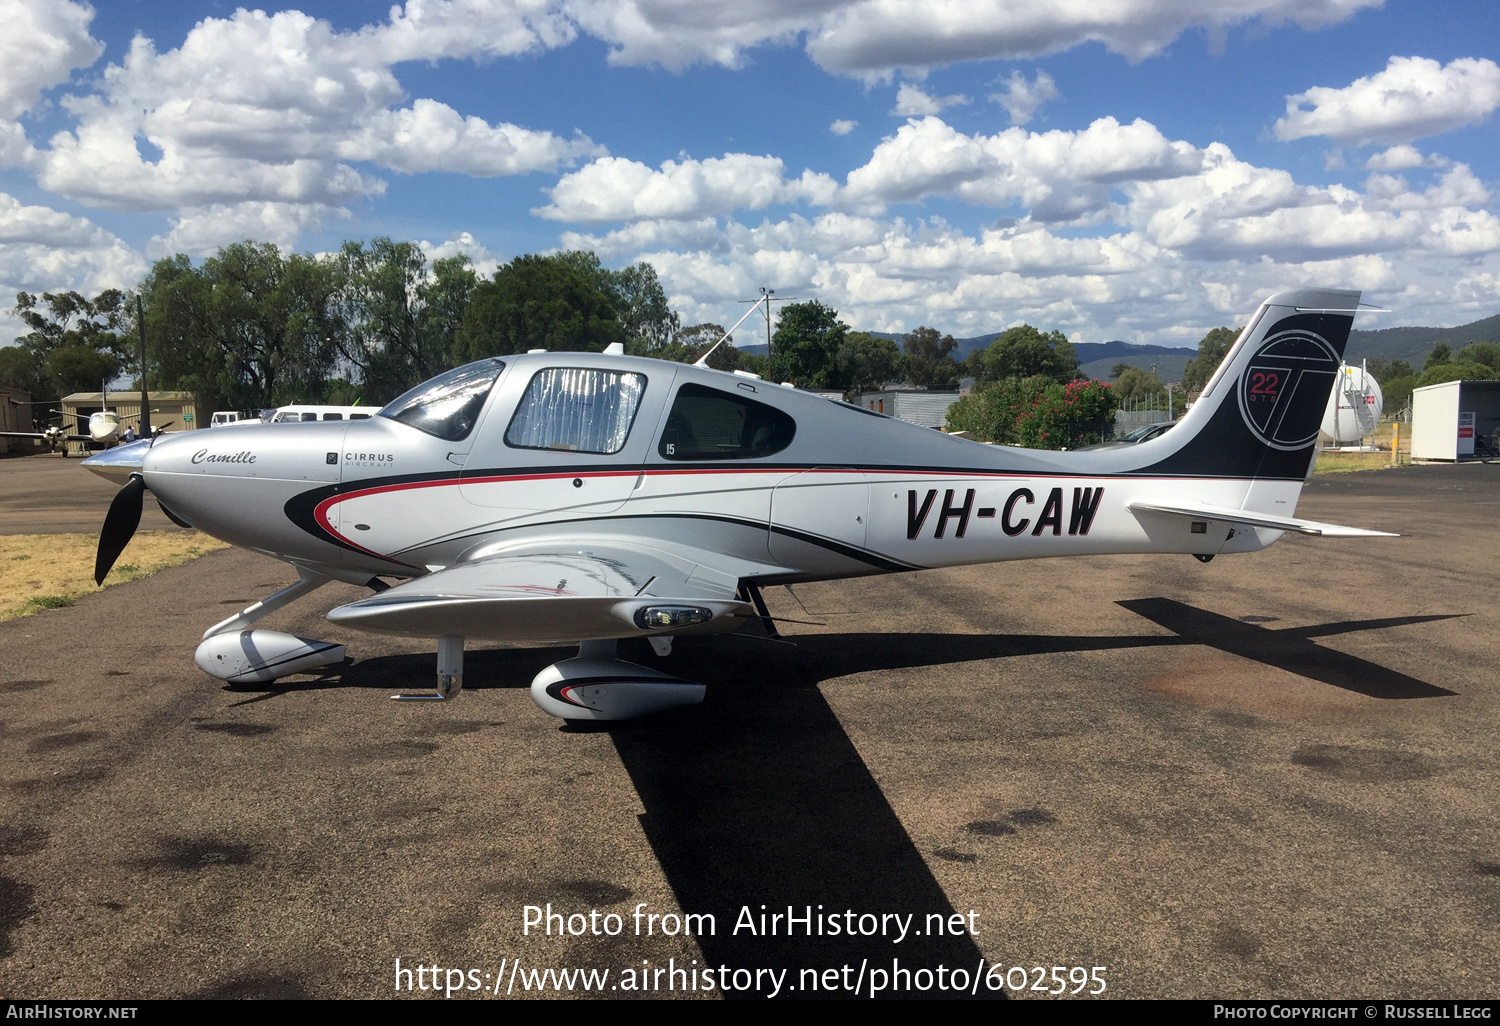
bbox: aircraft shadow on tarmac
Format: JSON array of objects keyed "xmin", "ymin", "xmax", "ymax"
[
  {"xmin": 231, "ymin": 599, "xmax": 1457, "ymax": 998},
  {"xmin": 297, "ymin": 596, "xmax": 1458, "ymax": 703}
]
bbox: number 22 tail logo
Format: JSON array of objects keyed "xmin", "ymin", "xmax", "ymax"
[{"xmin": 1237, "ymin": 329, "xmax": 1340, "ymax": 450}]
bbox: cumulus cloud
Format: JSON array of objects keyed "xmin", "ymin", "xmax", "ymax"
[
  {"xmin": 146, "ymin": 201, "xmax": 349, "ymax": 259},
  {"xmin": 340, "ymin": 100, "xmax": 604, "ymax": 175},
  {"xmin": 1119, "ymin": 145, "xmax": 1500, "ymax": 265},
  {"xmin": 561, "ymin": 0, "xmax": 1379, "ymax": 76},
  {"xmin": 0, "ymin": 191, "xmax": 144, "ymax": 342},
  {"xmin": 371, "ymin": 0, "xmax": 578, "ymax": 64},
  {"xmin": 537, "ymin": 154, "xmax": 838, "ymax": 222},
  {"xmin": 1275, "ymin": 56, "xmax": 1500, "ymax": 146},
  {"xmin": 1361, "ymin": 165, "xmax": 1489, "ymax": 212},
  {"xmin": 419, "ymin": 231, "xmax": 502, "ymax": 278},
  {"xmin": 0, "ymin": 0, "xmax": 102, "ymax": 120},
  {"xmin": 545, "ymin": 116, "xmax": 1207, "ymax": 231},
  {"xmin": 890, "ymin": 83, "xmax": 970, "ymax": 116},
  {"xmin": 842, "ymin": 116, "xmax": 1203, "ymax": 221},
  {"xmin": 830, "ymin": 119, "xmax": 858, "ymax": 135},
  {"xmin": 603, "ymin": 201, "xmax": 1497, "ymax": 347},
  {"xmin": 556, "ymin": 115, "xmax": 1498, "ymax": 345},
  {"xmin": 17, "ymin": 5, "xmax": 602, "ymax": 252},
  {"xmin": 560, "ymin": 217, "xmax": 725, "ymax": 259},
  {"xmin": 988, "ymin": 70, "xmax": 1059, "ymax": 125},
  {"xmin": 1364, "ymin": 144, "xmax": 1449, "ymax": 170}
]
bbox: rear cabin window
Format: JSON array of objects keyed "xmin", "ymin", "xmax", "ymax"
[
  {"xmin": 659, "ymin": 383, "xmax": 796, "ymax": 461},
  {"xmin": 505, "ymin": 368, "xmax": 646, "ymax": 455}
]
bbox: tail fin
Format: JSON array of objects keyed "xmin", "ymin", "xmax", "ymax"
[{"xmin": 1129, "ymin": 288, "xmax": 1359, "ymax": 482}]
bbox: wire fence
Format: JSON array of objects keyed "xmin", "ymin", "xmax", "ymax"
[{"xmin": 1112, "ymin": 393, "xmax": 1177, "ymax": 439}]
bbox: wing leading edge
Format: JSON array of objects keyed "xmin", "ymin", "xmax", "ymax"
[{"xmin": 326, "ymin": 542, "xmax": 760, "ymax": 643}]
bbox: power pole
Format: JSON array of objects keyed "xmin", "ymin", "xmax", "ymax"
[{"xmin": 739, "ymin": 287, "xmax": 795, "ymax": 364}]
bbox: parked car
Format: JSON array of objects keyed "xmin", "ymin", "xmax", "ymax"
[{"xmin": 1076, "ymin": 421, "xmax": 1176, "ymax": 451}]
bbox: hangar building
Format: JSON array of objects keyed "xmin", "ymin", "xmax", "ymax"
[
  {"xmin": 59, "ymin": 390, "xmax": 199, "ymax": 455},
  {"xmin": 1, "ymin": 386, "xmax": 33, "ymax": 454}
]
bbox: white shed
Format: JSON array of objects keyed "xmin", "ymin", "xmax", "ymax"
[{"xmin": 1411, "ymin": 379, "xmax": 1500, "ymax": 461}]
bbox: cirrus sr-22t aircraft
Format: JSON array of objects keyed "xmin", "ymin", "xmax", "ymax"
[{"xmin": 82, "ymin": 287, "xmax": 1391, "ymax": 720}]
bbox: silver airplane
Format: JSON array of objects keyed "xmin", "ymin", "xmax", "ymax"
[{"xmin": 81, "ymin": 287, "xmax": 1392, "ymax": 720}]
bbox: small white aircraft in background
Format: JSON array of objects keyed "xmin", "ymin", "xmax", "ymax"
[
  {"xmin": 2, "ymin": 410, "xmax": 121, "ymax": 453},
  {"xmin": 82, "ymin": 287, "xmax": 1392, "ymax": 720}
]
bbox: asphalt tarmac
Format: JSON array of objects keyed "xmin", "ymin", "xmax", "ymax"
[
  {"xmin": 0, "ymin": 450, "xmax": 178, "ymax": 534},
  {"xmin": 1, "ymin": 456, "xmax": 1497, "ymax": 999}
]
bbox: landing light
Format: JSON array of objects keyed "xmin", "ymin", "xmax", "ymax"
[{"xmin": 635, "ymin": 606, "xmax": 713, "ymax": 629}]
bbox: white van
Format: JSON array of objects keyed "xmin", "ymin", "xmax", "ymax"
[
  {"xmin": 210, "ymin": 410, "xmax": 268, "ymax": 427},
  {"xmin": 266, "ymin": 405, "xmax": 375, "ymax": 423}
]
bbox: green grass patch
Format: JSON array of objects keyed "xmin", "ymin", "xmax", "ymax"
[
  {"xmin": 25, "ymin": 595, "xmax": 74, "ymax": 610},
  {"xmin": 10, "ymin": 554, "xmax": 28, "ymax": 561}
]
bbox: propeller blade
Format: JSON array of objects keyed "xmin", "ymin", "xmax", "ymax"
[{"xmin": 95, "ymin": 476, "xmax": 146, "ymax": 585}]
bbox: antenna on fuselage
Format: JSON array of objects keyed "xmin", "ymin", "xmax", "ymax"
[{"xmin": 694, "ymin": 287, "xmax": 797, "ymax": 368}]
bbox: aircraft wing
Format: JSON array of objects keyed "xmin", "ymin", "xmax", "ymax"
[
  {"xmin": 326, "ymin": 541, "xmax": 766, "ymax": 643},
  {"xmin": 1126, "ymin": 499, "xmax": 1397, "ymax": 537},
  {"xmin": 0, "ymin": 431, "xmax": 89, "ymax": 441}
]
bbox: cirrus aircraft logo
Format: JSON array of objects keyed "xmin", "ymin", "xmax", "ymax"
[{"xmin": 1236, "ymin": 329, "xmax": 1340, "ymax": 451}]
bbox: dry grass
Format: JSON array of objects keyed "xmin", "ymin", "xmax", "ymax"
[
  {"xmin": 0, "ymin": 530, "xmax": 228, "ymax": 621},
  {"xmin": 1370, "ymin": 421, "xmax": 1413, "ymax": 453},
  {"xmin": 1312, "ymin": 450, "xmax": 1404, "ymax": 474}
]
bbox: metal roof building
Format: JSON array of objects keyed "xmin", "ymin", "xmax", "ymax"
[
  {"xmin": 849, "ymin": 389, "xmax": 961, "ymax": 429},
  {"xmin": 1, "ymin": 386, "xmax": 32, "ymax": 454}
]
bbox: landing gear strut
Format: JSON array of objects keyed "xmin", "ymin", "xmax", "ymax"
[
  {"xmin": 393, "ymin": 634, "xmax": 465, "ymax": 701},
  {"xmin": 193, "ymin": 568, "xmax": 346, "ymax": 684}
]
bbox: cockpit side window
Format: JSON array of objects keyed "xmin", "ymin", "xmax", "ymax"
[
  {"xmin": 378, "ymin": 358, "xmax": 506, "ymax": 441},
  {"xmin": 504, "ymin": 368, "xmax": 647, "ymax": 455},
  {"xmin": 658, "ymin": 383, "xmax": 796, "ymax": 461}
]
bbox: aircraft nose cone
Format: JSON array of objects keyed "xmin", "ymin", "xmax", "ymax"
[{"xmin": 80, "ymin": 437, "xmax": 152, "ymax": 484}]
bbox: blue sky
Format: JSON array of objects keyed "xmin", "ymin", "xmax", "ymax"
[{"xmin": 0, "ymin": 0, "xmax": 1496, "ymax": 347}]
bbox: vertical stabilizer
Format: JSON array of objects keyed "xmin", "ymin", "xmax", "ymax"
[{"xmin": 1126, "ymin": 288, "xmax": 1360, "ymax": 489}]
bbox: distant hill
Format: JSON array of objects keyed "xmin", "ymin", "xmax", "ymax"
[
  {"xmin": 1345, "ymin": 313, "xmax": 1500, "ymax": 364},
  {"xmin": 865, "ymin": 331, "xmax": 1194, "ymax": 381},
  {"xmin": 866, "ymin": 331, "xmax": 1192, "ymax": 365},
  {"xmin": 1081, "ymin": 353, "xmax": 1194, "ymax": 384},
  {"xmin": 741, "ymin": 312, "xmax": 1500, "ymax": 381}
]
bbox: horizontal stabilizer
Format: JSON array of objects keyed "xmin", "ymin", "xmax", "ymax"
[{"xmin": 1127, "ymin": 499, "xmax": 1397, "ymax": 538}]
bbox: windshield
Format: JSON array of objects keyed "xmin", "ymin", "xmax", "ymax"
[{"xmin": 378, "ymin": 359, "xmax": 506, "ymax": 441}]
